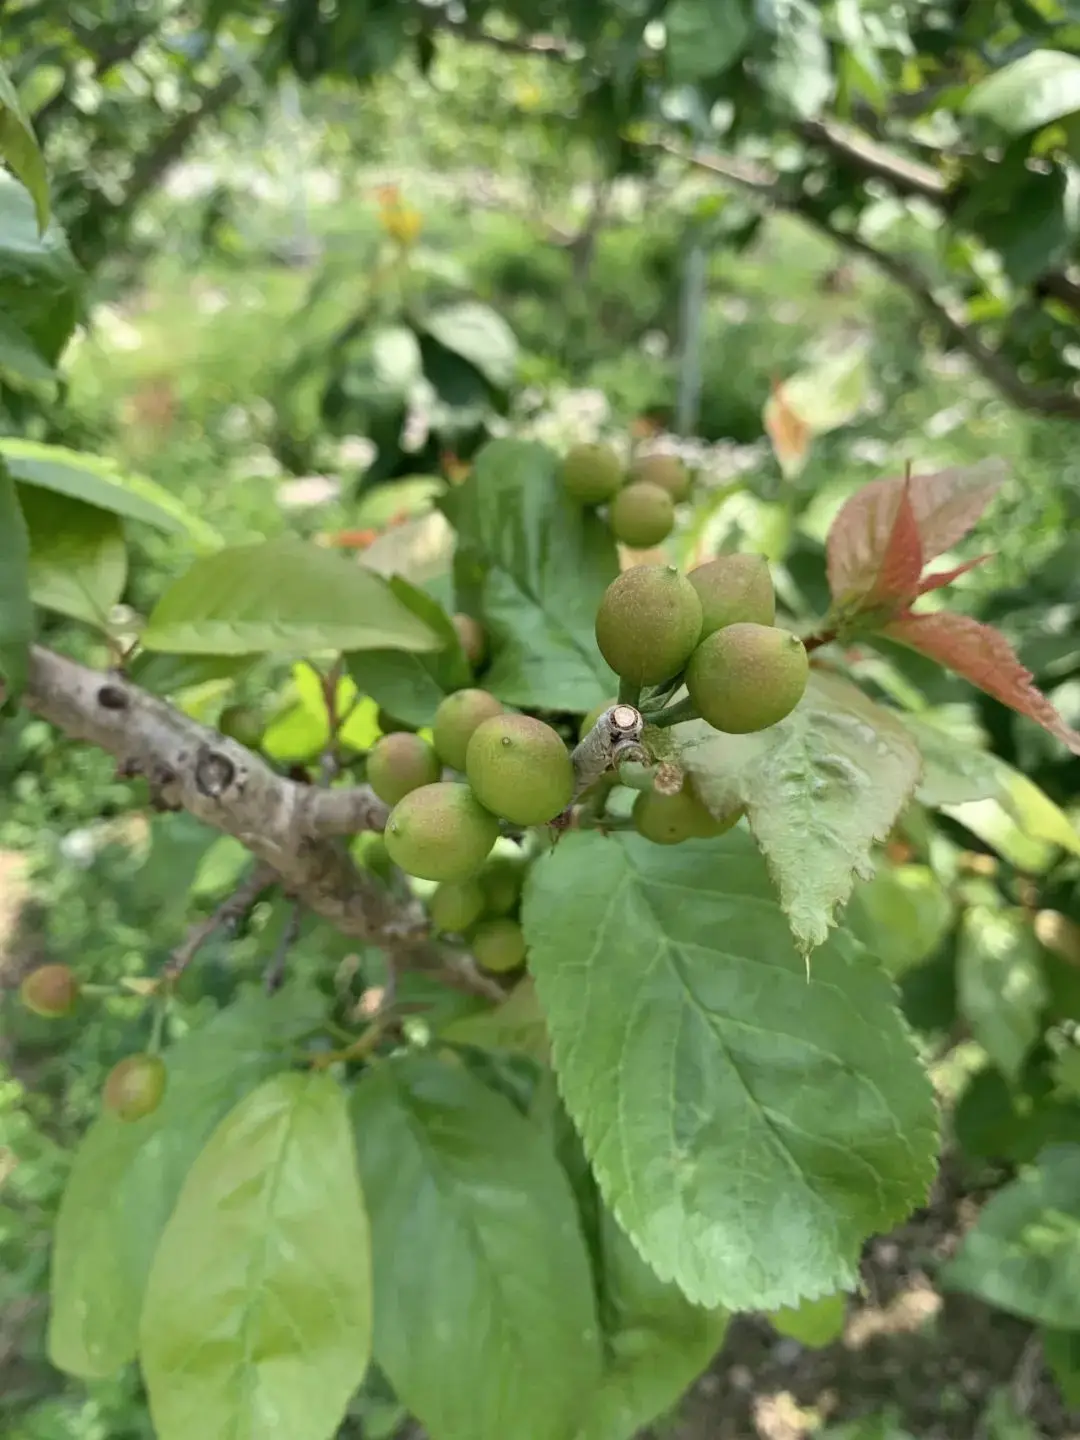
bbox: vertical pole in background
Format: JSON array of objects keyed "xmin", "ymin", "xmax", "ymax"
[
  {"xmin": 675, "ymin": 232, "xmax": 707, "ymax": 437},
  {"xmin": 279, "ymin": 75, "xmax": 312, "ymax": 264}
]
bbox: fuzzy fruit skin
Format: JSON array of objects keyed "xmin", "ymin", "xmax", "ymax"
[
  {"xmin": 472, "ymin": 917, "xmax": 527, "ymax": 973},
  {"xmin": 20, "ymin": 964, "xmax": 79, "ymax": 1018},
  {"xmin": 579, "ymin": 698, "xmax": 616, "ymax": 741},
  {"xmin": 609, "ymin": 481, "xmax": 675, "ymax": 549},
  {"xmin": 480, "ymin": 855, "xmax": 526, "ymax": 916},
  {"xmin": 367, "ymin": 732, "xmax": 441, "ymax": 806},
  {"xmin": 594, "ymin": 565, "xmax": 703, "ymax": 687},
  {"xmin": 688, "ymin": 554, "xmax": 776, "ymax": 637},
  {"xmin": 561, "ymin": 442, "xmax": 624, "ymax": 505},
  {"xmin": 452, "ymin": 613, "xmax": 487, "ymax": 669},
  {"xmin": 217, "ymin": 705, "xmax": 264, "ymax": 749},
  {"xmin": 433, "ymin": 689, "xmax": 505, "ymax": 771},
  {"xmin": 385, "ymin": 782, "xmax": 499, "ymax": 881},
  {"xmin": 466, "ymin": 714, "xmax": 574, "ymax": 826},
  {"xmin": 429, "ymin": 879, "xmax": 486, "ymax": 933},
  {"xmin": 631, "ymin": 453, "xmax": 690, "ymax": 503},
  {"xmin": 633, "ymin": 782, "xmax": 742, "ymax": 845},
  {"xmin": 104, "ymin": 1053, "xmax": 167, "ymax": 1122},
  {"xmin": 687, "ymin": 623, "xmax": 809, "ymax": 733}
]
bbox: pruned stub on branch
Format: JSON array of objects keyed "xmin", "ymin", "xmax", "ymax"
[{"xmin": 568, "ymin": 703, "xmax": 647, "ymax": 802}]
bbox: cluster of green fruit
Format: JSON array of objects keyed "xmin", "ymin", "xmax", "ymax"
[
  {"xmin": 560, "ymin": 442, "xmax": 691, "ymax": 549},
  {"xmin": 427, "ymin": 851, "xmax": 528, "ymax": 975},
  {"xmin": 365, "ymin": 691, "xmax": 572, "ymax": 889},
  {"xmin": 19, "ymin": 964, "xmax": 167, "ymax": 1121}
]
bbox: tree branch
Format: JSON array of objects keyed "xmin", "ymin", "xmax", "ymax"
[{"xmin": 118, "ymin": 72, "xmax": 244, "ymax": 222}]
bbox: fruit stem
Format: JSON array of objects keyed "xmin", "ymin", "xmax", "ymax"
[
  {"xmin": 647, "ymin": 697, "xmax": 697, "ymax": 729},
  {"xmin": 617, "ymin": 677, "xmax": 642, "ymax": 707}
]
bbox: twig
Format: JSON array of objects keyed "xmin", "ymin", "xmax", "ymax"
[
  {"xmin": 164, "ymin": 863, "xmax": 276, "ymax": 982},
  {"xmin": 569, "ymin": 704, "xmax": 646, "ymax": 798},
  {"xmin": 264, "ymin": 902, "xmax": 302, "ymax": 995}
]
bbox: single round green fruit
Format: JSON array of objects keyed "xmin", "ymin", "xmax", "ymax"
[
  {"xmin": 480, "ymin": 854, "xmax": 526, "ymax": 916},
  {"xmin": 631, "ymin": 453, "xmax": 691, "ymax": 503},
  {"xmin": 103, "ymin": 1053, "xmax": 167, "ymax": 1122},
  {"xmin": 377, "ymin": 708, "xmax": 418, "ymax": 735},
  {"xmin": 452, "ymin": 613, "xmax": 487, "ymax": 668},
  {"xmin": 688, "ymin": 554, "xmax": 776, "ymax": 637},
  {"xmin": 687, "ymin": 623, "xmax": 809, "ymax": 734},
  {"xmin": 385, "ymin": 782, "xmax": 499, "ymax": 881},
  {"xmin": 433, "ymin": 688, "xmax": 505, "ymax": 771},
  {"xmin": 367, "ymin": 732, "xmax": 441, "ymax": 806},
  {"xmin": 609, "ymin": 481, "xmax": 675, "ymax": 549},
  {"xmin": 466, "ymin": 714, "xmax": 574, "ymax": 826},
  {"xmin": 217, "ymin": 704, "xmax": 264, "ymax": 749},
  {"xmin": 429, "ymin": 879, "xmax": 486, "ymax": 933},
  {"xmin": 594, "ymin": 565, "xmax": 703, "ymax": 686},
  {"xmin": 561, "ymin": 442, "xmax": 624, "ymax": 505},
  {"xmin": 633, "ymin": 781, "xmax": 742, "ymax": 845},
  {"xmin": 579, "ymin": 698, "xmax": 616, "ymax": 741},
  {"xmin": 20, "ymin": 964, "xmax": 79, "ymax": 1018},
  {"xmin": 472, "ymin": 917, "xmax": 527, "ymax": 974}
]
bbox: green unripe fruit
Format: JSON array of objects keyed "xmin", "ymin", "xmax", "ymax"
[
  {"xmin": 466, "ymin": 714, "xmax": 574, "ymax": 826},
  {"xmin": 609, "ymin": 481, "xmax": 675, "ymax": 549},
  {"xmin": 687, "ymin": 623, "xmax": 809, "ymax": 734},
  {"xmin": 103, "ymin": 1053, "xmax": 167, "ymax": 1122},
  {"xmin": 433, "ymin": 688, "xmax": 505, "ymax": 771},
  {"xmin": 20, "ymin": 964, "xmax": 79, "ymax": 1018},
  {"xmin": 595, "ymin": 565, "xmax": 703, "ymax": 686},
  {"xmin": 631, "ymin": 453, "xmax": 691, "ymax": 503},
  {"xmin": 579, "ymin": 698, "xmax": 616, "ymax": 741},
  {"xmin": 633, "ymin": 781, "xmax": 742, "ymax": 845},
  {"xmin": 480, "ymin": 854, "xmax": 526, "ymax": 916},
  {"xmin": 429, "ymin": 879, "xmax": 486, "ymax": 933},
  {"xmin": 367, "ymin": 732, "xmax": 441, "ymax": 806},
  {"xmin": 218, "ymin": 704, "xmax": 264, "ymax": 749},
  {"xmin": 361, "ymin": 834, "xmax": 394, "ymax": 880},
  {"xmin": 688, "ymin": 554, "xmax": 776, "ymax": 638},
  {"xmin": 472, "ymin": 917, "xmax": 527, "ymax": 974},
  {"xmin": 561, "ymin": 442, "xmax": 624, "ymax": 505},
  {"xmin": 385, "ymin": 782, "xmax": 499, "ymax": 881},
  {"xmin": 452, "ymin": 613, "xmax": 487, "ymax": 668}
]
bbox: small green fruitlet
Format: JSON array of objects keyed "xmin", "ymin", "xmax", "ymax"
[
  {"xmin": 688, "ymin": 554, "xmax": 776, "ymax": 637},
  {"xmin": 103, "ymin": 1053, "xmax": 167, "ymax": 1122},
  {"xmin": 466, "ymin": 714, "xmax": 574, "ymax": 826},
  {"xmin": 633, "ymin": 781, "xmax": 742, "ymax": 845},
  {"xmin": 579, "ymin": 698, "xmax": 616, "ymax": 741},
  {"xmin": 20, "ymin": 964, "xmax": 79, "ymax": 1018},
  {"xmin": 479, "ymin": 854, "xmax": 526, "ymax": 916},
  {"xmin": 429, "ymin": 879, "xmax": 486, "ymax": 933},
  {"xmin": 631, "ymin": 453, "xmax": 690, "ymax": 503},
  {"xmin": 452, "ymin": 613, "xmax": 487, "ymax": 668},
  {"xmin": 472, "ymin": 917, "xmax": 527, "ymax": 974},
  {"xmin": 367, "ymin": 732, "xmax": 441, "ymax": 806},
  {"xmin": 561, "ymin": 442, "xmax": 624, "ymax": 505},
  {"xmin": 385, "ymin": 782, "xmax": 499, "ymax": 881},
  {"xmin": 609, "ymin": 481, "xmax": 675, "ymax": 549},
  {"xmin": 217, "ymin": 704, "xmax": 264, "ymax": 749},
  {"xmin": 433, "ymin": 688, "xmax": 505, "ymax": 770},
  {"xmin": 687, "ymin": 622, "xmax": 809, "ymax": 734},
  {"xmin": 594, "ymin": 565, "xmax": 703, "ymax": 686}
]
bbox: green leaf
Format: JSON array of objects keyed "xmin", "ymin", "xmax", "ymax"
[
  {"xmin": 441, "ymin": 977, "xmax": 550, "ymax": 1062},
  {"xmin": 141, "ymin": 1072, "xmax": 372, "ymax": 1440},
  {"xmin": 942, "ymin": 756, "xmax": 1080, "ymax": 872},
  {"xmin": 762, "ymin": 0, "xmax": 833, "ymax": 119},
  {"xmin": 48, "ymin": 986, "xmax": 324, "ymax": 1378},
  {"xmin": 0, "ymin": 62, "xmax": 48, "ymax": 231},
  {"xmin": 418, "ymin": 302, "xmax": 519, "ymax": 390},
  {"xmin": 577, "ymin": 1206, "xmax": 728, "ymax": 1440},
  {"xmin": 0, "ymin": 174, "xmax": 79, "ymax": 365},
  {"xmin": 128, "ymin": 651, "xmax": 261, "ymax": 697},
  {"xmin": 444, "ymin": 439, "xmax": 619, "ymax": 712},
  {"xmin": 0, "ymin": 460, "xmax": 32, "ymax": 697},
  {"xmin": 965, "ymin": 50, "xmax": 1080, "ymax": 135},
  {"xmin": 678, "ymin": 672, "xmax": 923, "ymax": 954},
  {"xmin": 346, "ymin": 575, "xmax": 470, "ymax": 727},
  {"xmin": 351, "ymin": 1054, "xmax": 602, "ymax": 1440},
  {"xmin": 845, "ymin": 862, "xmax": 953, "ymax": 978},
  {"xmin": 942, "ymin": 1144, "xmax": 1080, "ymax": 1327},
  {"xmin": 1042, "ymin": 1327, "xmax": 1080, "ymax": 1407},
  {"xmin": 20, "ymin": 485, "xmax": 127, "ymax": 628},
  {"xmin": 899, "ymin": 711, "xmax": 1001, "ymax": 808},
  {"xmin": 767, "ymin": 1292, "xmax": 847, "ymax": 1348},
  {"xmin": 0, "ymin": 309, "xmax": 54, "ymax": 383},
  {"xmin": 0, "ymin": 438, "xmax": 216, "ymax": 543},
  {"xmin": 956, "ymin": 907, "xmax": 1047, "ymax": 1083},
  {"xmin": 142, "ymin": 537, "xmax": 443, "ymax": 656},
  {"xmin": 664, "ymin": 0, "xmax": 752, "ymax": 84},
  {"xmin": 523, "ymin": 829, "xmax": 938, "ymax": 1311}
]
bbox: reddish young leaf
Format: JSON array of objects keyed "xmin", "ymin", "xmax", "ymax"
[
  {"xmin": 827, "ymin": 459, "xmax": 1005, "ymax": 604},
  {"xmin": 885, "ymin": 611, "xmax": 1080, "ymax": 756},
  {"xmin": 865, "ymin": 476, "xmax": 923, "ymax": 605},
  {"xmin": 916, "ymin": 553, "xmax": 992, "ymax": 597}
]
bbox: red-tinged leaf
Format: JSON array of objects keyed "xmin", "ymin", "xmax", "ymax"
[
  {"xmin": 827, "ymin": 459, "xmax": 1005, "ymax": 603},
  {"xmin": 916, "ymin": 553, "xmax": 992, "ymax": 597},
  {"xmin": 884, "ymin": 611, "xmax": 1080, "ymax": 757},
  {"xmin": 763, "ymin": 381, "xmax": 812, "ymax": 480},
  {"xmin": 866, "ymin": 476, "xmax": 923, "ymax": 605}
]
